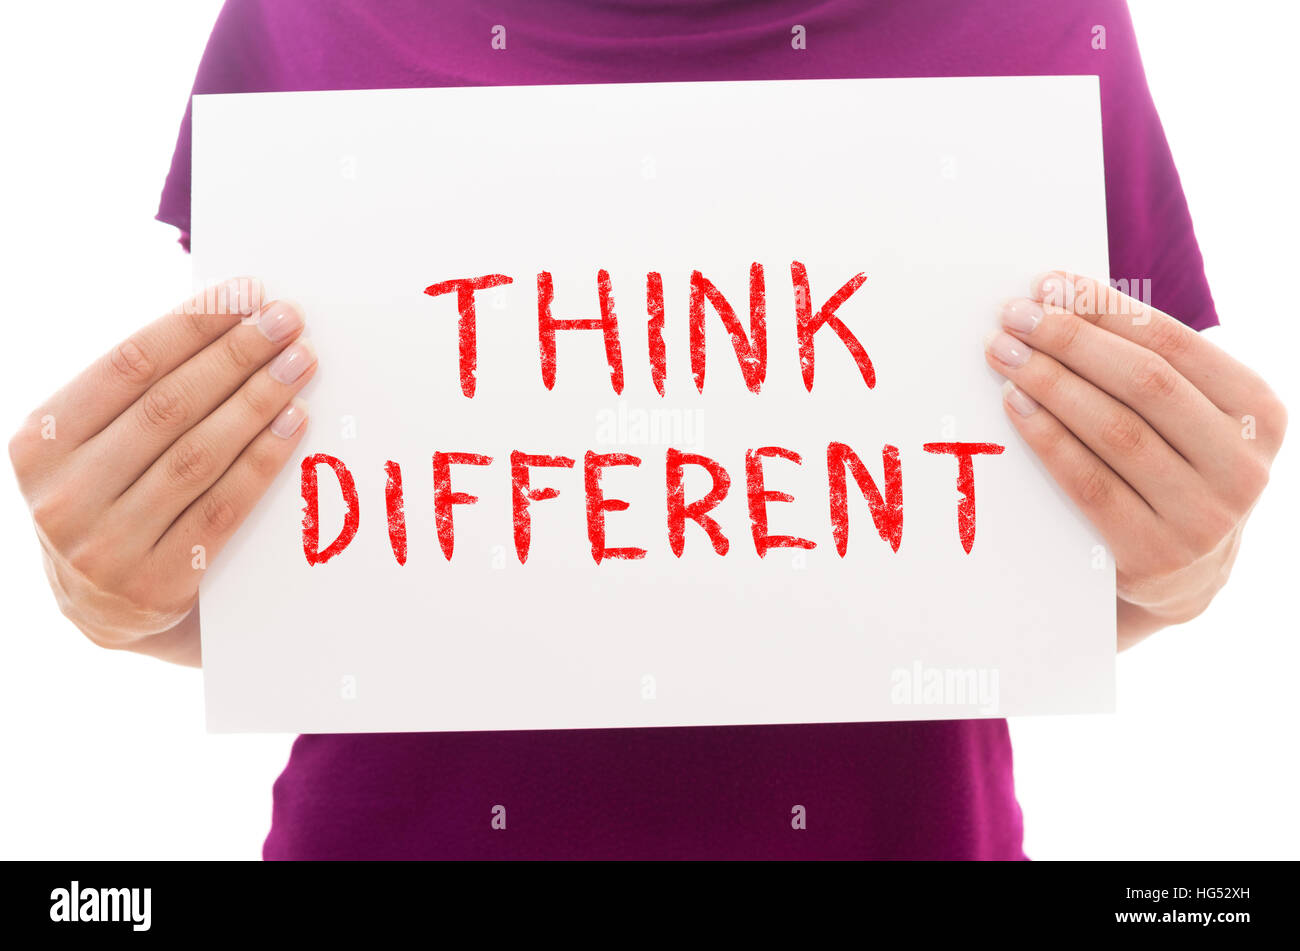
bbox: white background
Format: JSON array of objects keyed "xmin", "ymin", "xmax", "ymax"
[{"xmin": 0, "ymin": 1, "xmax": 1294, "ymax": 858}]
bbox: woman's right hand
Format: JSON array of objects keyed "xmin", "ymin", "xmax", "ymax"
[{"xmin": 8, "ymin": 278, "xmax": 316, "ymax": 667}]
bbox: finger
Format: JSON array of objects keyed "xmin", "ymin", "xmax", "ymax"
[
  {"xmin": 78, "ymin": 300, "xmax": 308, "ymax": 498},
  {"xmin": 113, "ymin": 340, "xmax": 318, "ymax": 544},
  {"xmin": 984, "ymin": 330, "xmax": 1203, "ymax": 517},
  {"xmin": 151, "ymin": 399, "xmax": 310, "ymax": 577},
  {"xmin": 997, "ymin": 379, "xmax": 1158, "ymax": 553},
  {"xmin": 26, "ymin": 278, "xmax": 264, "ymax": 456},
  {"xmin": 1032, "ymin": 271, "xmax": 1272, "ymax": 420},
  {"xmin": 999, "ymin": 296, "xmax": 1235, "ymax": 473}
]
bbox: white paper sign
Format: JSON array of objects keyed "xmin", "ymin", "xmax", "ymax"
[{"xmin": 192, "ymin": 77, "xmax": 1115, "ymax": 733}]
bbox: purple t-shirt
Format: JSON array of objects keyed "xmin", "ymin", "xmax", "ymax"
[{"xmin": 159, "ymin": 0, "xmax": 1217, "ymax": 859}]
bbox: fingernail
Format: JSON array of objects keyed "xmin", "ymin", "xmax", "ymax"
[
  {"xmin": 1002, "ymin": 380, "xmax": 1038, "ymax": 416},
  {"xmin": 255, "ymin": 299, "xmax": 305, "ymax": 343},
  {"xmin": 1001, "ymin": 298, "xmax": 1043, "ymax": 333},
  {"xmin": 271, "ymin": 398, "xmax": 308, "ymax": 438},
  {"xmin": 984, "ymin": 330, "xmax": 1032, "ymax": 368},
  {"xmin": 268, "ymin": 338, "xmax": 316, "ymax": 384}
]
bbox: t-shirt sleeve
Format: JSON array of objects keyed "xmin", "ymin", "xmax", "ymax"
[
  {"xmin": 156, "ymin": 0, "xmax": 280, "ymax": 251},
  {"xmin": 1090, "ymin": 0, "xmax": 1219, "ymax": 330}
]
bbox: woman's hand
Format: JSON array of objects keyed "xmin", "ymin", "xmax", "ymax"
[
  {"xmin": 985, "ymin": 272, "xmax": 1285, "ymax": 650},
  {"xmin": 8, "ymin": 278, "xmax": 316, "ymax": 666}
]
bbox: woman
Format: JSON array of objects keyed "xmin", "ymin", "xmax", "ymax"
[{"xmin": 8, "ymin": 0, "xmax": 1285, "ymax": 859}]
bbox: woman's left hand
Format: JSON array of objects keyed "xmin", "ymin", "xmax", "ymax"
[{"xmin": 985, "ymin": 272, "xmax": 1286, "ymax": 650}]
